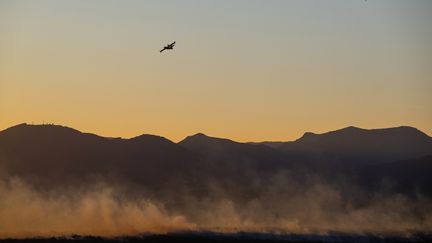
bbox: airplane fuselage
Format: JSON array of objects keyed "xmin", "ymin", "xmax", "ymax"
[{"xmin": 160, "ymin": 41, "xmax": 176, "ymax": 53}]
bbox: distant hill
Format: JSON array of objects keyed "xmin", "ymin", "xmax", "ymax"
[
  {"xmin": 1, "ymin": 123, "xmax": 431, "ymax": 197},
  {"xmin": 258, "ymin": 126, "xmax": 432, "ymax": 164},
  {"xmin": 179, "ymin": 133, "xmax": 289, "ymax": 165},
  {"xmin": 0, "ymin": 123, "xmax": 201, "ymax": 192}
]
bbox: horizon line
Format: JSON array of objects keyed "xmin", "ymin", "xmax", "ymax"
[{"xmin": 1, "ymin": 122, "xmax": 430, "ymax": 144}]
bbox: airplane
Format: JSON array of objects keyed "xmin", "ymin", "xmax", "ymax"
[{"xmin": 160, "ymin": 41, "xmax": 176, "ymax": 53}]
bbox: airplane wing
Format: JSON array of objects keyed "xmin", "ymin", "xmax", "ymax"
[{"xmin": 171, "ymin": 41, "xmax": 176, "ymax": 45}]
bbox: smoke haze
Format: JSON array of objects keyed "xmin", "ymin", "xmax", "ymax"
[
  {"xmin": 1, "ymin": 124, "xmax": 432, "ymax": 238},
  {"xmin": 1, "ymin": 173, "xmax": 431, "ymax": 238}
]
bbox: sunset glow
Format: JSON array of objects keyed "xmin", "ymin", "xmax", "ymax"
[{"xmin": 1, "ymin": 0, "xmax": 431, "ymax": 142}]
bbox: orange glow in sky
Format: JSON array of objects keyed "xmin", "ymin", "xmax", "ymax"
[{"xmin": 1, "ymin": 0, "xmax": 431, "ymax": 141}]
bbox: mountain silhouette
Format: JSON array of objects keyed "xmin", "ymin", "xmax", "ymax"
[
  {"xmin": 179, "ymin": 133, "xmax": 289, "ymax": 165},
  {"xmin": 1, "ymin": 123, "xmax": 432, "ymax": 236},
  {"xmin": 0, "ymin": 123, "xmax": 201, "ymax": 192},
  {"xmin": 261, "ymin": 126, "xmax": 432, "ymax": 164},
  {"xmin": 1, "ymin": 123, "xmax": 431, "ymax": 198}
]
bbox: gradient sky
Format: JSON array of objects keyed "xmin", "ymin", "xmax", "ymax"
[{"xmin": 1, "ymin": 0, "xmax": 431, "ymax": 142}]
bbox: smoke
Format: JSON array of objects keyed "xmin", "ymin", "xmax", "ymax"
[
  {"xmin": 0, "ymin": 177, "xmax": 195, "ymax": 238},
  {"xmin": 175, "ymin": 172, "xmax": 432, "ymax": 234},
  {"xmin": 0, "ymin": 171, "xmax": 431, "ymax": 238}
]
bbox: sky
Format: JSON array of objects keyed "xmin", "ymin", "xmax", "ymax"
[{"xmin": 1, "ymin": 0, "xmax": 431, "ymax": 142}]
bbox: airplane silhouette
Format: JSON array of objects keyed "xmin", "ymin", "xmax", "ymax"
[{"xmin": 160, "ymin": 41, "xmax": 176, "ymax": 53}]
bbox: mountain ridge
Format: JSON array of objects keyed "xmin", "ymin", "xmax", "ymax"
[
  {"xmin": 0, "ymin": 122, "xmax": 431, "ymax": 200},
  {"xmin": 1, "ymin": 123, "xmax": 430, "ymax": 144}
]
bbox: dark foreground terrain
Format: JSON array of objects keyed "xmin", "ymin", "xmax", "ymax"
[{"xmin": 2, "ymin": 232, "xmax": 432, "ymax": 243}]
